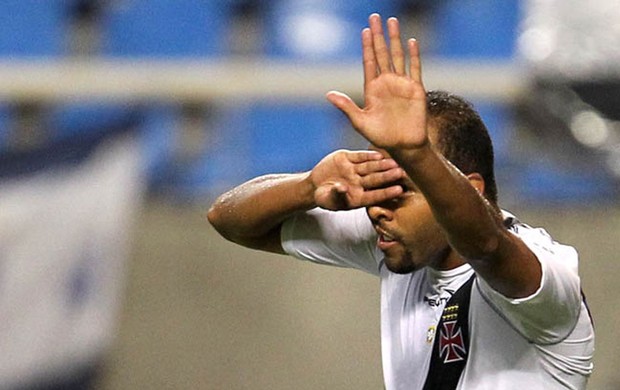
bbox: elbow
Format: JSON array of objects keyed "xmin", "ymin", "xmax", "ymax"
[
  {"xmin": 206, "ymin": 201, "xmax": 258, "ymax": 245},
  {"xmin": 479, "ymin": 233, "xmax": 501, "ymax": 258},
  {"xmin": 206, "ymin": 204, "xmax": 219, "ymax": 227},
  {"xmin": 206, "ymin": 203, "xmax": 231, "ymax": 239},
  {"xmin": 206, "ymin": 202, "xmax": 283, "ymax": 253},
  {"xmin": 457, "ymin": 232, "xmax": 501, "ymax": 262}
]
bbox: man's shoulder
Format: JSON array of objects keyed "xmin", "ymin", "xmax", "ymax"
[{"xmin": 502, "ymin": 209, "xmax": 578, "ymax": 264}]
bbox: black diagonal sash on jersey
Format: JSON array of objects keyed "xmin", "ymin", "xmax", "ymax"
[{"xmin": 422, "ymin": 274, "xmax": 476, "ymax": 390}]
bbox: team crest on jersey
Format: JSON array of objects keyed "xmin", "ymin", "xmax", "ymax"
[
  {"xmin": 439, "ymin": 320, "xmax": 466, "ymax": 362},
  {"xmin": 438, "ymin": 304, "xmax": 467, "ymax": 363}
]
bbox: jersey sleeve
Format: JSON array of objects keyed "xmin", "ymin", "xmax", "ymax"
[
  {"xmin": 476, "ymin": 222, "xmax": 583, "ymax": 344},
  {"xmin": 280, "ymin": 207, "xmax": 382, "ymax": 276}
]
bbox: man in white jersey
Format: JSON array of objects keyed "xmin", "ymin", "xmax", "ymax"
[{"xmin": 208, "ymin": 14, "xmax": 594, "ymax": 389}]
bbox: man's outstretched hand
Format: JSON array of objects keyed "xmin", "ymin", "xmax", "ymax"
[{"xmin": 326, "ymin": 14, "xmax": 429, "ymax": 154}]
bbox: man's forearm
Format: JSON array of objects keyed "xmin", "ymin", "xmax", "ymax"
[{"xmin": 207, "ymin": 172, "xmax": 316, "ymax": 244}]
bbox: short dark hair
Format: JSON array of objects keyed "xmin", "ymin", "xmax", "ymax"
[{"xmin": 426, "ymin": 90, "xmax": 498, "ymax": 205}]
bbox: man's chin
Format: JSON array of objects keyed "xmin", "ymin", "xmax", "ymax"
[{"xmin": 383, "ymin": 258, "xmax": 419, "ymax": 274}]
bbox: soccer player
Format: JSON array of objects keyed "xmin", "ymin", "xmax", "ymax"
[{"xmin": 208, "ymin": 14, "xmax": 594, "ymax": 389}]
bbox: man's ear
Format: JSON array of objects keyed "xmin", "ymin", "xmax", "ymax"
[{"xmin": 466, "ymin": 173, "xmax": 485, "ymax": 196}]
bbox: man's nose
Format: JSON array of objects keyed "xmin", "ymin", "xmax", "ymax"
[{"xmin": 366, "ymin": 200, "xmax": 396, "ymax": 223}]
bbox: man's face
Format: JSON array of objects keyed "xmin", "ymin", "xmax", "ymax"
[{"xmin": 365, "ymin": 148, "xmax": 452, "ymax": 274}]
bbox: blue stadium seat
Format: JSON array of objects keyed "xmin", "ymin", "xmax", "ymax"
[
  {"xmin": 49, "ymin": 102, "xmax": 141, "ymax": 141},
  {"xmin": 244, "ymin": 102, "xmax": 347, "ymax": 175},
  {"xmin": 100, "ymin": 0, "xmax": 234, "ymax": 57},
  {"xmin": 429, "ymin": 0, "xmax": 520, "ymax": 59},
  {"xmin": 474, "ymin": 101, "xmax": 514, "ymax": 168},
  {"xmin": 518, "ymin": 159, "xmax": 615, "ymax": 204},
  {"xmin": 0, "ymin": 0, "xmax": 67, "ymax": 57},
  {"xmin": 262, "ymin": 0, "xmax": 403, "ymax": 61},
  {"xmin": 0, "ymin": 104, "xmax": 11, "ymax": 152},
  {"xmin": 136, "ymin": 104, "xmax": 180, "ymax": 190},
  {"xmin": 169, "ymin": 105, "xmax": 253, "ymax": 199}
]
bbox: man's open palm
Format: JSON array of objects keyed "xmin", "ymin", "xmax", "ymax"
[{"xmin": 327, "ymin": 14, "xmax": 429, "ymax": 152}]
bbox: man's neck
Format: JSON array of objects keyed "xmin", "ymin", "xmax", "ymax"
[{"xmin": 430, "ymin": 248, "xmax": 467, "ymax": 271}]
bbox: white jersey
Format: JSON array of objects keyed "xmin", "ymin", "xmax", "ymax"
[{"xmin": 281, "ymin": 208, "xmax": 594, "ymax": 390}]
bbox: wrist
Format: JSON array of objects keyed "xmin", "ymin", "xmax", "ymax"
[
  {"xmin": 387, "ymin": 141, "xmax": 434, "ymax": 166},
  {"xmin": 298, "ymin": 171, "xmax": 319, "ymax": 210}
]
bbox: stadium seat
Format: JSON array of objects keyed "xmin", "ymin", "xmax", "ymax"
[
  {"xmin": 100, "ymin": 0, "xmax": 233, "ymax": 57},
  {"xmin": 49, "ymin": 102, "xmax": 141, "ymax": 140},
  {"xmin": 168, "ymin": 104, "xmax": 253, "ymax": 199},
  {"xmin": 429, "ymin": 0, "xmax": 520, "ymax": 59},
  {"xmin": 518, "ymin": 158, "xmax": 615, "ymax": 204},
  {"xmin": 0, "ymin": 105, "xmax": 11, "ymax": 152},
  {"xmin": 262, "ymin": 0, "xmax": 403, "ymax": 61},
  {"xmin": 474, "ymin": 101, "xmax": 515, "ymax": 168},
  {"xmin": 0, "ymin": 0, "xmax": 67, "ymax": 57},
  {"xmin": 135, "ymin": 104, "xmax": 180, "ymax": 191},
  {"xmin": 243, "ymin": 101, "xmax": 347, "ymax": 175}
]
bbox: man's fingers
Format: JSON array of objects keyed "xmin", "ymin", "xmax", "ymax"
[
  {"xmin": 360, "ymin": 168, "xmax": 405, "ymax": 189},
  {"xmin": 354, "ymin": 158, "xmax": 400, "ymax": 176},
  {"xmin": 360, "ymin": 186, "xmax": 403, "ymax": 206},
  {"xmin": 408, "ymin": 38, "xmax": 423, "ymax": 84},
  {"xmin": 362, "ymin": 28, "xmax": 377, "ymax": 90},
  {"xmin": 345, "ymin": 150, "xmax": 385, "ymax": 163},
  {"xmin": 326, "ymin": 90, "xmax": 363, "ymax": 127},
  {"xmin": 369, "ymin": 14, "xmax": 391, "ymax": 74},
  {"xmin": 387, "ymin": 17, "xmax": 405, "ymax": 75}
]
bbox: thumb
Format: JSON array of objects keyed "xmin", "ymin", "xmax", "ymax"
[
  {"xmin": 314, "ymin": 182, "xmax": 350, "ymax": 211},
  {"xmin": 326, "ymin": 91, "xmax": 363, "ymax": 127}
]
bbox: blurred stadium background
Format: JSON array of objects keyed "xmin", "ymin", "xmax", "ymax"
[{"xmin": 0, "ymin": 0, "xmax": 618, "ymax": 389}]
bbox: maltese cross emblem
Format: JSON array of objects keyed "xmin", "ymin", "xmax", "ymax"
[{"xmin": 439, "ymin": 320, "xmax": 467, "ymax": 363}]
